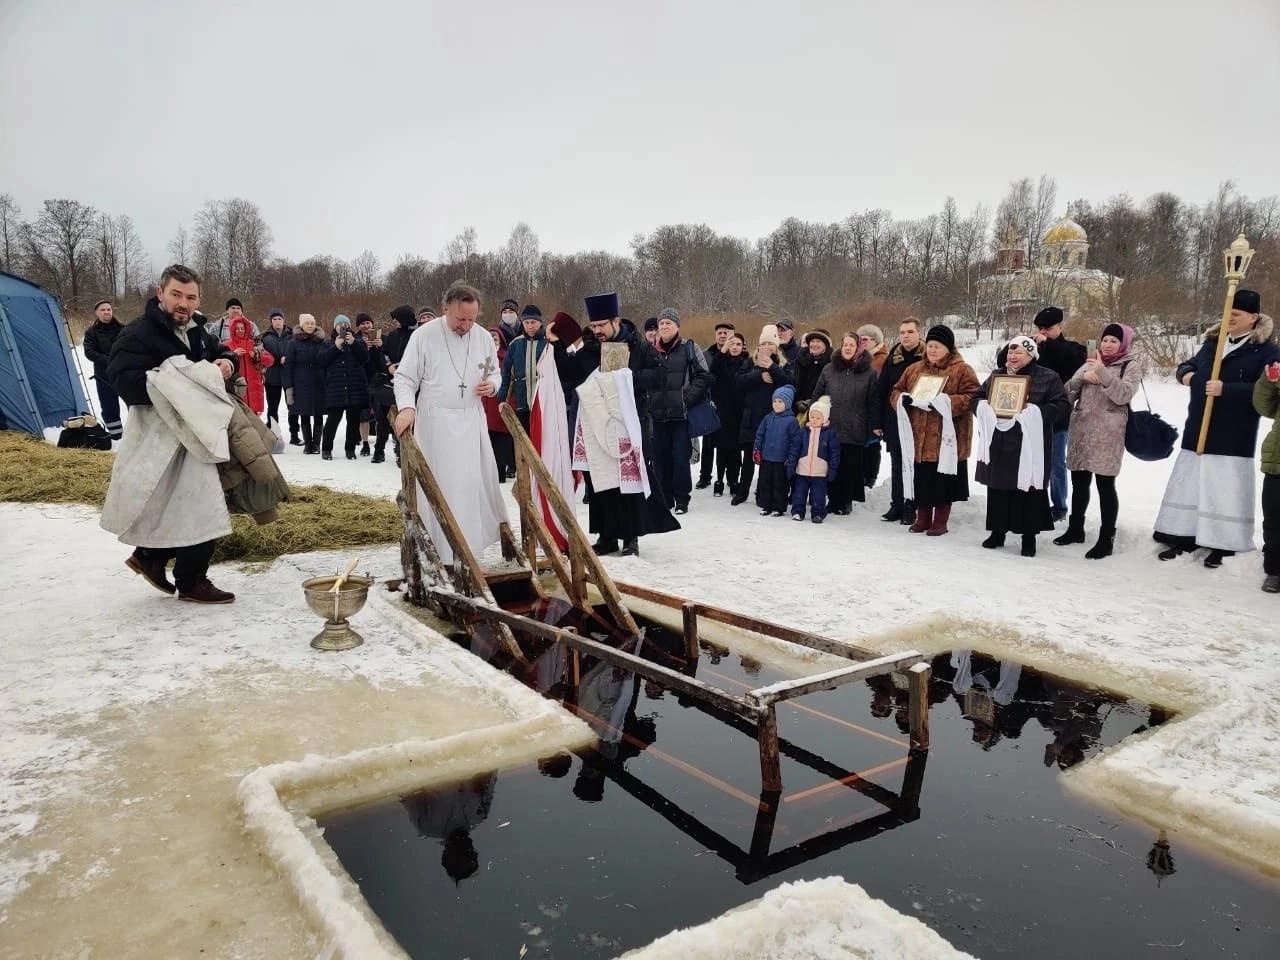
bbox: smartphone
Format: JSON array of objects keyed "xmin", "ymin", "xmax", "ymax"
[{"xmin": 1087, "ymin": 339, "xmax": 1097, "ymax": 353}]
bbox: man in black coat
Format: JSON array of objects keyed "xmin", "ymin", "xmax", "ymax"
[
  {"xmin": 635, "ymin": 308, "xmax": 714, "ymax": 514},
  {"xmin": 104, "ymin": 264, "xmax": 239, "ymax": 604},
  {"xmin": 1032, "ymin": 306, "xmax": 1087, "ymax": 521},
  {"xmin": 871, "ymin": 317, "xmax": 926, "ymax": 523},
  {"xmin": 82, "ymin": 299, "xmax": 125, "ymax": 439},
  {"xmin": 776, "ymin": 318, "xmax": 802, "ymax": 365},
  {"xmin": 695, "ymin": 321, "xmax": 735, "ymax": 490}
]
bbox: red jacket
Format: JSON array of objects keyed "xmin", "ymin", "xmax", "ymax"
[
  {"xmin": 225, "ymin": 316, "xmax": 274, "ymax": 414},
  {"xmin": 484, "ymin": 331, "xmax": 509, "ymax": 433}
]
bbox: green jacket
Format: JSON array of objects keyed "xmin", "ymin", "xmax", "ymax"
[{"xmin": 1253, "ymin": 375, "xmax": 1280, "ymax": 475}]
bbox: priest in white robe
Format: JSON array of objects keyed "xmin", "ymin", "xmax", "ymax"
[{"xmin": 393, "ymin": 282, "xmax": 509, "ymax": 565}]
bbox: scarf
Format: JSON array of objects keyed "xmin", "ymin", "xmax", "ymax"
[
  {"xmin": 974, "ymin": 400, "xmax": 1045, "ymax": 491},
  {"xmin": 524, "ymin": 337, "xmax": 541, "ymax": 405},
  {"xmin": 530, "ymin": 346, "xmax": 575, "ymax": 550},
  {"xmin": 895, "ymin": 388, "xmax": 958, "ymax": 500},
  {"xmin": 1102, "ymin": 323, "xmax": 1135, "ymax": 367}
]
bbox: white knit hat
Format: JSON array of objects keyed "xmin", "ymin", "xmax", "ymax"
[
  {"xmin": 809, "ymin": 395, "xmax": 832, "ymax": 421},
  {"xmin": 758, "ymin": 323, "xmax": 780, "ymax": 346}
]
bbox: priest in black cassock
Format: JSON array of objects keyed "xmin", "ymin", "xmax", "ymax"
[{"xmin": 571, "ymin": 292, "xmax": 679, "ymax": 557}]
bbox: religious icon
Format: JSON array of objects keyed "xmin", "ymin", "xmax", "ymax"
[
  {"xmin": 600, "ymin": 342, "xmax": 631, "ymax": 373},
  {"xmin": 989, "ymin": 374, "xmax": 1030, "ymax": 418},
  {"xmin": 911, "ymin": 375, "xmax": 946, "ymax": 405}
]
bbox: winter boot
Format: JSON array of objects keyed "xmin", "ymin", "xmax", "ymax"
[
  {"xmin": 1262, "ymin": 575, "xmax": 1280, "ymax": 593},
  {"xmin": 289, "ymin": 432, "xmax": 303, "ymax": 446},
  {"xmin": 881, "ymin": 504, "xmax": 904, "ymax": 522},
  {"xmin": 591, "ymin": 538, "xmax": 620, "ymax": 556},
  {"xmin": 1084, "ymin": 529, "xmax": 1115, "ymax": 560},
  {"xmin": 908, "ymin": 506, "xmax": 933, "ymax": 533},
  {"xmin": 730, "ymin": 487, "xmax": 749, "ymax": 506},
  {"xmin": 1021, "ymin": 533, "xmax": 1037, "ymax": 557},
  {"xmin": 1053, "ymin": 517, "xmax": 1087, "ymax": 545},
  {"xmin": 1203, "ymin": 549, "xmax": 1227, "ymax": 569},
  {"xmin": 620, "ymin": 538, "xmax": 640, "ymax": 556},
  {"xmin": 926, "ymin": 503, "xmax": 951, "ymax": 536},
  {"xmin": 981, "ymin": 531, "xmax": 1006, "ymax": 549},
  {"xmin": 900, "ymin": 499, "xmax": 916, "ymax": 525},
  {"xmin": 695, "ymin": 478, "xmax": 711, "ymax": 490},
  {"xmin": 371, "ymin": 450, "xmax": 386, "ymax": 464},
  {"xmin": 361, "ymin": 441, "xmax": 371, "ymax": 457},
  {"xmin": 713, "ymin": 481, "xmax": 725, "ymax": 497}
]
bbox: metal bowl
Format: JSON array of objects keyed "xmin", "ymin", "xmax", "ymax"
[{"xmin": 301, "ymin": 574, "xmax": 373, "ymax": 651}]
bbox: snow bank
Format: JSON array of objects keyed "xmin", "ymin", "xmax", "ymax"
[{"xmin": 620, "ymin": 877, "xmax": 978, "ymax": 960}]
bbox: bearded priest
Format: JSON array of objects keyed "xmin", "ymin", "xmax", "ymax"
[{"xmin": 394, "ymin": 282, "xmax": 509, "ymax": 565}]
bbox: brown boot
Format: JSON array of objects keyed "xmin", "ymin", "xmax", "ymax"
[
  {"xmin": 178, "ymin": 579, "xmax": 235, "ymax": 604},
  {"xmin": 125, "ymin": 551, "xmax": 176, "ymax": 595},
  {"xmin": 908, "ymin": 506, "xmax": 934, "ymax": 533},
  {"xmin": 926, "ymin": 503, "xmax": 952, "ymax": 536}
]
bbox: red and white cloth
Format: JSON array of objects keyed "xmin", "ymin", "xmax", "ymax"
[{"xmin": 529, "ymin": 347, "xmax": 577, "ymax": 550}]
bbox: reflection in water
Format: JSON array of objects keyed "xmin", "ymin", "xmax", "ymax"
[{"xmin": 401, "ymin": 773, "xmax": 496, "ymax": 885}]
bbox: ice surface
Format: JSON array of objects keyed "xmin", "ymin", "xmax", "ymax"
[{"xmin": 620, "ymin": 876, "xmax": 978, "ymax": 959}]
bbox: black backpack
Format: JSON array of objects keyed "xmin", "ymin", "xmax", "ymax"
[{"xmin": 57, "ymin": 413, "xmax": 114, "ymax": 451}]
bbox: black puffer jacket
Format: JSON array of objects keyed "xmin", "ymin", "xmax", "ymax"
[
  {"xmin": 82, "ymin": 320, "xmax": 124, "ymax": 379},
  {"xmin": 320, "ymin": 335, "xmax": 371, "ymax": 408},
  {"xmin": 1030, "ymin": 335, "xmax": 1086, "ymax": 391},
  {"xmin": 709, "ymin": 351, "xmax": 748, "ymax": 440},
  {"xmin": 871, "ymin": 341, "xmax": 925, "ymax": 435},
  {"xmin": 381, "ymin": 308, "xmax": 417, "ymax": 367},
  {"xmin": 812, "ymin": 350, "xmax": 877, "ymax": 445},
  {"xmin": 261, "ymin": 326, "xmax": 292, "ymax": 386},
  {"xmin": 282, "ymin": 331, "xmax": 328, "ymax": 417},
  {"xmin": 736, "ymin": 356, "xmax": 795, "ymax": 444},
  {"xmin": 106, "ymin": 299, "xmax": 236, "ymax": 407},
  {"xmin": 975, "ymin": 361, "xmax": 1070, "ymax": 490},
  {"xmin": 637, "ymin": 335, "xmax": 714, "ymax": 422}
]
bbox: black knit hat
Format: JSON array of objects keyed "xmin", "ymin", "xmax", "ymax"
[
  {"xmin": 226, "ymin": 297, "xmax": 243, "ymax": 310},
  {"xmin": 1034, "ymin": 306, "xmax": 1064, "ymax": 329},
  {"xmin": 925, "ymin": 325, "xmax": 956, "ymax": 353},
  {"xmin": 501, "ymin": 298, "xmax": 519, "ymax": 312},
  {"xmin": 1234, "ymin": 289, "xmax": 1261, "ymax": 314},
  {"xmin": 268, "ymin": 307, "xmax": 284, "ymax": 319},
  {"xmin": 1101, "ymin": 323, "xmax": 1124, "ymax": 342},
  {"xmin": 355, "ymin": 312, "xmax": 373, "ymax": 324},
  {"xmin": 520, "ymin": 305, "xmax": 543, "ymax": 320},
  {"xmin": 644, "ymin": 316, "xmax": 659, "ymax": 332},
  {"xmin": 390, "ymin": 305, "xmax": 416, "ymax": 328}
]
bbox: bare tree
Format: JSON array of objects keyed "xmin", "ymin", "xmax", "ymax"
[
  {"xmin": 501, "ymin": 222, "xmax": 540, "ymax": 295},
  {"xmin": 351, "ymin": 249, "xmax": 382, "ymax": 295},
  {"xmin": 96, "ymin": 213, "xmax": 121, "ymax": 296},
  {"xmin": 442, "ymin": 226, "xmax": 479, "ymax": 278},
  {"xmin": 168, "ymin": 223, "xmax": 189, "ymax": 264},
  {"xmin": 0, "ymin": 194, "xmax": 20, "ymax": 273},
  {"xmin": 192, "ymin": 197, "xmax": 273, "ymax": 295},
  {"xmin": 115, "ymin": 215, "xmax": 149, "ymax": 295},
  {"xmin": 386, "ymin": 254, "xmax": 434, "ymax": 307},
  {"xmin": 24, "ymin": 198, "xmax": 98, "ymax": 308}
]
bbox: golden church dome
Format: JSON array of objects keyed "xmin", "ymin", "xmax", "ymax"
[{"xmin": 1043, "ymin": 213, "xmax": 1087, "ymax": 245}]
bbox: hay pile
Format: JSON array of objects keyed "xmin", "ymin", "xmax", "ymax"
[{"xmin": 0, "ymin": 431, "xmax": 400, "ymax": 563}]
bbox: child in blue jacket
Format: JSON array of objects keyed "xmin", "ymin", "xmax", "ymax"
[
  {"xmin": 754, "ymin": 384, "xmax": 801, "ymax": 516},
  {"xmin": 787, "ymin": 395, "xmax": 842, "ymax": 522}
]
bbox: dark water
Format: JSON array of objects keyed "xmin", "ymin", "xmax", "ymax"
[{"xmin": 318, "ymin": 608, "xmax": 1280, "ymax": 959}]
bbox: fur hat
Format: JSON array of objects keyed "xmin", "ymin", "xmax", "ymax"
[
  {"xmin": 520, "ymin": 304, "xmax": 543, "ymax": 320},
  {"xmin": 390, "ymin": 305, "xmax": 416, "ymax": 328},
  {"xmin": 1234, "ymin": 289, "xmax": 1261, "ymax": 314},
  {"xmin": 759, "ymin": 323, "xmax": 781, "ymax": 346},
  {"xmin": 1034, "ymin": 306, "xmax": 1064, "ymax": 329},
  {"xmin": 857, "ymin": 324, "xmax": 885, "ymax": 347},
  {"xmin": 809, "ymin": 395, "xmax": 832, "ymax": 422},
  {"xmin": 1006, "ymin": 334, "xmax": 1039, "ymax": 361},
  {"xmin": 772, "ymin": 384, "xmax": 796, "ymax": 407},
  {"xmin": 804, "ymin": 329, "xmax": 832, "ymax": 349},
  {"xmin": 657, "ymin": 307, "xmax": 681, "ymax": 326},
  {"xmin": 925, "ymin": 325, "xmax": 955, "ymax": 353}
]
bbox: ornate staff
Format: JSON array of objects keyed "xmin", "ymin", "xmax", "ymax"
[{"xmin": 1196, "ymin": 234, "xmax": 1256, "ymax": 454}]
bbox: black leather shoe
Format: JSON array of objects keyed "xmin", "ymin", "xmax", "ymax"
[
  {"xmin": 178, "ymin": 578, "xmax": 235, "ymax": 604},
  {"xmin": 881, "ymin": 505, "xmax": 903, "ymax": 522},
  {"xmin": 1157, "ymin": 547, "xmax": 1182, "ymax": 561},
  {"xmin": 695, "ymin": 479, "xmax": 711, "ymax": 490},
  {"xmin": 713, "ymin": 482, "xmax": 725, "ymax": 497},
  {"xmin": 592, "ymin": 538, "xmax": 620, "ymax": 556},
  {"xmin": 730, "ymin": 493, "xmax": 748, "ymax": 506},
  {"xmin": 1204, "ymin": 549, "xmax": 1226, "ymax": 569},
  {"xmin": 322, "ymin": 451, "xmax": 333, "ymax": 461},
  {"xmin": 125, "ymin": 552, "xmax": 176, "ymax": 595},
  {"xmin": 620, "ymin": 538, "xmax": 639, "ymax": 556},
  {"xmin": 981, "ymin": 532, "xmax": 1006, "ymax": 549},
  {"xmin": 371, "ymin": 452, "xmax": 385, "ymax": 464},
  {"xmin": 1263, "ymin": 575, "xmax": 1280, "ymax": 593}
]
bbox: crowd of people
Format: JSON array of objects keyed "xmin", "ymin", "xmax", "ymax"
[{"xmin": 88, "ymin": 266, "xmax": 1280, "ymax": 604}]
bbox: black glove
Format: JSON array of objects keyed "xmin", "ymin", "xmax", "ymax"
[{"xmin": 900, "ymin": 395, "xmax": 914, "ymax": 408}]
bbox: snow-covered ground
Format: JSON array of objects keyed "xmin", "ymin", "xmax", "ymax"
[{"xmin": 5, "ymin": 338, "xmax": 1280, "ymax": 958}]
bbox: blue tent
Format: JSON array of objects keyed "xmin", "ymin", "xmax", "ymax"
[{"xmin": 0, "ymin": 271, "xmax": 90, "ymax": 435}]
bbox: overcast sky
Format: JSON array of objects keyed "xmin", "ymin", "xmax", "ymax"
[{"xmin": 2, "ymin": 0, "xmax": 1278, "ymax": 273}]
